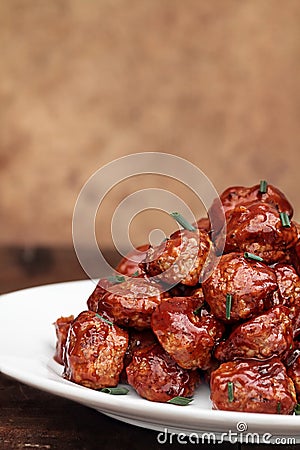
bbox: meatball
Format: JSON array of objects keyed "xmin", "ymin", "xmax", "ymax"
[
  {"xmin": 53, "ymin": 315, "xmax": 74, "ymax": 365},
  {"xmin": 287, "ymin": 350, "xmax": 300, "ymax": 402},
  {"xmin": 287, "ymin": 220, "xmax": 300, "ymax": 275},
  {"xmin": 214, "ymin": 306, "xmax": 293, "ymax": 361},
  {"xmin": 202, "ymin": 253, "xmax": 278, "ymax": 322},
  {"xmin": 64, "ymin": 311, "xmax": 128, "ymax": 389},
  {"xmin": 126, "ymin": 343, "xmax": 200, "ymax": 402},
  {"xmin": 215, "ymin": 202, "xmax": 297, "ymax": 263},
  {"xmin": 87, "ymin": 278, "xmax": 113, "ymax": 312},
  {"xmin": 209, "ymin": 183, "xmax": 293, "ymax": 234},
  {"xmin": 210, "ymin": 358, "xmax": 296, "ymax": 414},
  {"xmin": 115, "ymin": 244, "xmax": 150, "ymax": 277},
  {"xmin": 273, "ymin": 263, "xmax": 300, "ymax": 306},
  {"xmin": 97, "ymin": 277, "xmax": 167, "ymax": 329},
  {"xmin": 120, "ymin": 329, "xmax": 157, "ymax": 383},
  {"xmin": 288, "ymin": 305, "xmax": 300, "ymax": 338},
  {"xmin": 151, "ymin": 297, "xmax": 224, "ymax": 370},
  {"xmin": 140, "ymin": 229, "xmax": 211, "ymax": 286}
]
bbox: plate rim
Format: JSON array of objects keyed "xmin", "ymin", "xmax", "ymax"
[{"xmin": 1, "ymin": 279, "xmax": 300, "ymax": 440}]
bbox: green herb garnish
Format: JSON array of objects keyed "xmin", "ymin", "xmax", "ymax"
[
  {"xmin": 226, "ymin": 294, "xmax": 232, "ymax": 320},
  {"xmin": 280, "ymin": 212, "xmax": 291, "ymax": 228},
  {"xmin": 107, "ymin": 275, "xmax": 126, "ymax": 284},
  {"xmin": 277, "ymin": 401, "xmax": 282, "ymax": 414},
  {"xmin": 259, "ymin": 180, "xmax": 268, "ymax": 194},
  {"xmin": 193, "ymin": 306, "xmax": 202, "ymax": 316},
  {"xmin": 228, "ymin": 382, "xmax": 234, "ymax": 403},
  {"xmin": 100, "ymin": 387, "xmax": 129, "ymax": 395},
  {"xmin": 131, "ymin": 270, "xmax": 139, "ymax": 277},
  {"xmin": 170, "ymin": 212, "xmax": 196, "ymax": 232},
  {"xmin": 294, "ymin": 404, "xmax": 300, "ymax": 415},
  {"xmin": 96, "ymin": 313, "xmax": 113, "ymax": 326},
  {"xmin": 244, "ymin": 252, "xmax": 264, "ymax": 262},
  {"xmin": 167, "ymin": 396, "xmax": 193, "ymax": 406}
]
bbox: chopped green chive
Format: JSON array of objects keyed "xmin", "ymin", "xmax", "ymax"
[
  {"xmin": 193, "ymin": 306, "xmax": 202, "ymax": 316},
  {"xmin": 280, "ymin": 212, "xmax": 291, "ymax": 228},
  {"xmin": 96, "ymin": 313, "xmax": 113, "ymax": 326},
  {"xmin": 277, "ymin": 401, "xmax": 282, "ymax": 414},
  {"xmin": 226, "ymin": 294, "xmax": 232, "ymax": 320},
  {"xmin": 228, "ymin": 382, "xmax": 234, "ymax": 403},
  {"xmin": 131, "ymin": 270, "xmax": 139, "ymax": 277},
  {"xmin": 107, "ymin": 275, "xmax": 126, "ymax": 284},
  {"xmin": 259, "ymin": 180, "xmax": 268, "ymax": 194},
  {"xmin": 294, "ymin": 404, "xmax": 300, "ymax": 415},
  {"xmin": 100, "ymin": 387, "xmax": 129, "ymax": 395},
  {"xmin": 244, "ymin": 252, "xmax": 264, "ymax": 262},
  {"xmin": 167, "ymin": 396, "xmax": 193, "ymax": 406},
  {"xmin": 170, "ymin": 212, "xmax": 196, "ymax": 232}
]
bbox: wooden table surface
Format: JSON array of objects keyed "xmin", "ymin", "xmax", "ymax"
[{"xmin": 0, "ymin": 247, "xmax": 298, "ymax": 450}]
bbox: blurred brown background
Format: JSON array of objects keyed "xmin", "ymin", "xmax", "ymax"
[{"xmin": 1, "ymin": 0, "xmax": 300, "ymax": 249}]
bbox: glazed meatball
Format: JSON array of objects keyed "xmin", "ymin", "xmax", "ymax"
[
  {"xmin": 209, "ymin": 183, "xmax": 293, "ymax": 234},
  {"xmin": 126, "ymin": 343, "xmax": 199, "ymax": 402},
  {"xmin": 287, "ymin": 220, "xmax": 300, "ymax": 274},
  {"xmin": 202, "ymin": 253, "xmax": 278, "ymax": 322},
  {"xmin": 221, "ymin": 184, "xmax": 293, "ymax": 215},
  {"xmin": 288, "ymin": 305, "xmax": 300, "ymax": 338},
  {"xmin": 210, "ymin": 358, "xmax": 296, "ymax": 414},
  {"xmin": 287, "ymin": 350, "xmax": 300, "ymax": 402},
  {"xmin": 151, "ymin": 297, "xmax": 224, "ymax": 370},
  {"xmin": 214, "ymin": 306, "xmax": 293, "ymax": 361},
  {"xmin": 87, "ymin": 278, "xmax": 113, "ymax": 312},
  {"xmin": 120, "ymin": 329, "xmax": 157, "ymax": 383},
  {"xmin": 64, "ymin": 311, "xmax": 128, "ymax": 389},
  {"xmin": 97, "ymin": 277, "xmax": 167, "ymax": 329},
  {"xmin": 215, "ymin": 202, "xmax": 297, "ymax": 263},
  {"xmin": 273, "ymin": 263, "xmax": 300, "ymax": 306},
  {"xmin": 141, "ymin": 229, "xmax": 211, "ymax": 286},
  {"xmin": 53, "ymin": 315, "xmax": 74, "ymax": 365},
  {"xmin": 115, "ymin": 244, "xmax": 150, "ymax": 277}
]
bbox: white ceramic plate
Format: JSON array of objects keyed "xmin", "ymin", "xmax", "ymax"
[{"xmin": 0, "ymin": 280, "xmax": 300, "ymax": 444}]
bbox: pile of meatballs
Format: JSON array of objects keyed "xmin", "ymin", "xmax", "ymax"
[{"xmin": 54, "ymin": 182, "xmax": 300, "ymax": 415}]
